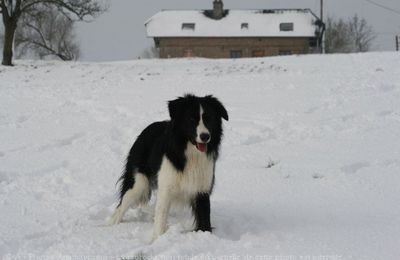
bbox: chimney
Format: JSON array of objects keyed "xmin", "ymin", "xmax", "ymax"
[{"xmin": 213, "ymin": 0, "xmax": 224, "ymax": 19}]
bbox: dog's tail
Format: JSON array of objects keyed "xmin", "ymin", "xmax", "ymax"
[
  {"xmin": 116, "ymin": 131, "xmax": 152, "ymax": 207},
  {"xmin": 111, "ymin": 149, "xmax": 150, "ymax": 224},
  {"xmin": 116, "ymin": 157, "xmax": 137, "ymax": 208}
]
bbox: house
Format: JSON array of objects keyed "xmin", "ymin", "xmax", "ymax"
[{"xmin": 145, "ymin": 0, "xmax": 325, "ymax": 59}]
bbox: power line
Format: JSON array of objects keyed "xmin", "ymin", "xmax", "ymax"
[{"xmin": 360, "ymin": 0, "xmax": 400, "ymax": 16}]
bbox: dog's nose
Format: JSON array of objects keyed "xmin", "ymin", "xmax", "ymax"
[{"xmin": 200, "ymin": 133, "xmax": 210, "ymax": 143}]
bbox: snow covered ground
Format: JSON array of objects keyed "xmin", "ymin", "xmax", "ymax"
[{"xmin": 1, "ymin": 52, "xmax": 400, "ymax": 259}]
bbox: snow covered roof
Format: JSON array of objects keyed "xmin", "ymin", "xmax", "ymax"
[{"xmin": 145, "ymin": 9, "xmax": 320, "ymax": 38}]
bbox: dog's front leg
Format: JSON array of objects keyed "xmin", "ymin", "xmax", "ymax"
[
  {"xmin": 152, "ymin": 187, "xmax": 172, "ymax": 240},
  {"xmin": 192, "ymin": 193, "xmax": 212, "ymax": 232}
]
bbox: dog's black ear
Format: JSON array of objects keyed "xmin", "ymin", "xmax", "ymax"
[
  {"xmin": 205, "ymin": 95, "xmax": 229, "ymax": 121},
  {"xmin": 168, "ymin": 97, "xmax": 185, "ymax": 120}
]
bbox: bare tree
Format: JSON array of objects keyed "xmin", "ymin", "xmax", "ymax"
[
  {"xmin": 0, "ymin": 0, "xmax": 105, "ymax": 66},
  {"xmin": 325, "ymin": 14, "xmax": 375, "ymax": 53},
  {"xmin": 139, "ymin": 46, "xmax": 159, "ymax": 59},
  {"xmin": 325, "ymin": 17, "xmax": 352, "ymax": 53},
  {"xmin": 348, "ymin": 14, "xmax": 376, "ymax": 52},
  {"xmin": 15, "ymin": 4, "xmax": 80, "ymax": 60}
]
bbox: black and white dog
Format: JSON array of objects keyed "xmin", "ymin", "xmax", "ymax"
[{"xmin": 110, "ymin": 94, "xmax": 228, "ymax": 240}]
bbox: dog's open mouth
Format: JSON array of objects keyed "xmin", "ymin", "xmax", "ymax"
[{"xmin": 195, "ymin": 142, "xmax": 208, "ymax": 153}]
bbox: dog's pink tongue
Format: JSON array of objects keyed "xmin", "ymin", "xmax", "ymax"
[{"xmin": 196, "ymin": 143, "xmax": 207, "ymax": 153}]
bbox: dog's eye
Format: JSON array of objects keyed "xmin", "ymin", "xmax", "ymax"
[{"xmin": 189, "ymin": 116, "xmax": 196, "ymax": 122}]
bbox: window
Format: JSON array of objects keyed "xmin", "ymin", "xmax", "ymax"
[
  {"xmin": 230, "ymin": 50, "xmax": 242, "ymax": 59},
  {"xmin": 182, "ymin": 23, "xmax": 195, "ymax": 30},
  {"xmin": 279, "ymin": 23, "xmax": 294, "ymax": 31},
  {"xmin": 241, "ymin": 23, "xmax": 249, "ymax": 29},
  {"xmin": 252, "ymin": 50, "xmax": 265, "ymax": 57},
  {"xmin": 279, "ymin": 50, "xmax": 292, "ymax": 56}
]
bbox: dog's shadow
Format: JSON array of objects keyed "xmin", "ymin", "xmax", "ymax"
[
  {"xmin": 211, "ymin": 200, "xmax": 271, "ymax": 241},
  {"xmin": 118, "ymin": 204, "xmax": 195, "ymax": 231},
  {"xmin": 123, "ymin": 206, "xmax": 155, "ymax": 223},
  {"xmin": 92, "ymin": 198, "xmax": 271, "ymax": 241}
]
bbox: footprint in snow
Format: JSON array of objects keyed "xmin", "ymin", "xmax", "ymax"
[
  {"xmin": 17, "ymin": 115, "xmax": 30, "ymax": 124},
  {"xmin": 38, "ymin": 132, "xmax": 85, "ymax": 152},
  {"xmin": 0, "ymin": 171, "xmax": 12, "ymax": 183},
  {"xmin": 312, "ymin": 173, "xmax": 324, "ymax": 179},
  {"xmin": 29, "ymin": 160, "xmax": 69, "ymax": 175},
  {"xmin": 242, "ymin": 135, "xmax": 264, "ymax": 145},
  {"xmin": 379, "ymin": 84, "xmax": 396, "ymax": 93},
  {"xmin": 341, "ymin": 162, "xmax": 370, "ymax": 174},
  {"xmin": 305, "ymin": 106, "xmax": 319, "ymax": 114}
]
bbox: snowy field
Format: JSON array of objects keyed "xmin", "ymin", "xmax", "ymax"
[{"xmin": 1, "ymin": 53, "xmax": 400, "ymax": 259}]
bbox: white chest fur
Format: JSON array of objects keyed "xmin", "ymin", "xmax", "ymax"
[{"xmin": 158, "ymin": 143, "xmax": 215, "ymax": 197}]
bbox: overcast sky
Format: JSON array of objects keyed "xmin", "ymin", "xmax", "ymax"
[{"xmin": 77, "ymin": 0, "xmax": 400, "ymax": 61}]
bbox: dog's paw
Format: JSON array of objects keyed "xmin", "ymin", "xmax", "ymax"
[
  {"xmin": 151, "ymin": 230, "xmax": 161, "ymax": 243},
  {"xmin": 108, "ymin": 208, "xmax": 123, "ymax": 225},
  {"xmin": 151, "ymin": 227, "xmax": 167, "ymax": 243},
  {"xmin": 150, "ymin": 234, "xmax": 158, "ymax": 244}
]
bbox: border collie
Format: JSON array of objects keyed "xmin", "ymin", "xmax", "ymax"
[{"xmin": 110, "ymin": 94, "xmax": 228, "ymax": 240}]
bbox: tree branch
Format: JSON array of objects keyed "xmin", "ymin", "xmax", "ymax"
[
  {"xmin": 14, "ymin": 0, "xmax": 22, "ymax": 17},
  {"xmin": 1, "ymin": 0, "xmax": 10, "ymax": 19},
  {"xmin": 21, "ymin": 0, "xmax": 104, "ymax": 20},
  {"xmin": 25, "ymin": 22, "xmax": 47, "ymax": 48},
  {"xmin": 30, "ymin": 40, "xmax": 59, "ymax": 56}
]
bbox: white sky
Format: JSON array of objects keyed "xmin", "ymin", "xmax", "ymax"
[{"xmin": 77, "ymin": 0, "xmax": 400, "ymax": 61}]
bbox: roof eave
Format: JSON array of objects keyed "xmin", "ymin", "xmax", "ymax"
[{"xmin": 146, "ymin": 35, "xmax": 318, "ymax": 38}]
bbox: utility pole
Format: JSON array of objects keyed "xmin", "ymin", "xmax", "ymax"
[
  {"xmin": 320, "ymin": 0, "xmax": 323, "ymax": 22},
  {"xmin": 396, "ymin": 35, "xmax": 399, "ymax": 51},
  {"xmin": 320, "ymin": 0, "xmax": 325, "ymax": 54}
]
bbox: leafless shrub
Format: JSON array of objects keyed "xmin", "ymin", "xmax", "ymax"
[{"xmin": 139, "ymin": 46, "xmax": 160, "ymax": 59}]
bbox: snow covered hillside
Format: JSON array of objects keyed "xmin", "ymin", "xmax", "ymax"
[{"xmin": 1, "ymin": 53, "xmax": 400, "ymax": 259}]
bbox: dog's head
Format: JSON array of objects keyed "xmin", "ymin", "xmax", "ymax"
[{"xmin": 168, "ymin": 94, "xmax": 228, "ymax": 153}]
